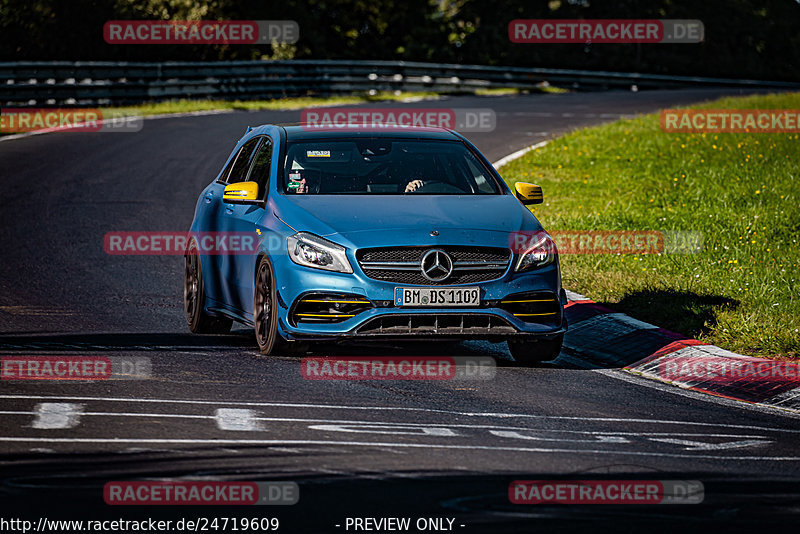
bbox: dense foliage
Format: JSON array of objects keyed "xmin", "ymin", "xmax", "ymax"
[{"xmin": 1, "ymin": 0, "xmax": 797, "ymax": 80}]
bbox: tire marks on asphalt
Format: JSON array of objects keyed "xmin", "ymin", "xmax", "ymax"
[
  {"xmin": 0, "ymin": 395, "xmax": 794, "ymax": 461},
  {"xmin": 31, "ymin": 402, "xmax": 83, "ymax": 429}
]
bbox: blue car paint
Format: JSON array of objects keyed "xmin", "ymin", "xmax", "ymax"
[{"xmin": 189, "ymin": 125, "xmax": 566, "ymax": 341}]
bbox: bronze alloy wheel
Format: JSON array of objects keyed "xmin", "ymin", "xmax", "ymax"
[
  {"xmin": 184, "ymin": 239, "xmax": 231, "ymax": 334},
  {"xmin": 254, "ymin": 257, "xmax": 278, "ymax": 353}
]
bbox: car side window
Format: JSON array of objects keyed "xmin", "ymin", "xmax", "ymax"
[
  {"xmin": 226, "ymin": 137, "xmax": 262, "ymax": 183},
  {"xmin": 218, "ymin": 151, "xmax": 238, "ymax": 183},
  {"xmin": 246, "ymin": 137, "xmax": 273, "ymax": 200},
  {"xmin": 464, "ymin": 155, "xmax": 496, "ymax": 194}
]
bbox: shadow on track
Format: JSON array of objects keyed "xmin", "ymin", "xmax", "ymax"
[
  {"xmin": 609, "ymin": 289, "xmax": 739, "ymax": 341},
  {"xmin": 0, "ymin": 447, "xmax": 798, "ymax": 533},
  {"xmin": 0, "ymin": 332, "xmax": 253, "ymax": 352}
]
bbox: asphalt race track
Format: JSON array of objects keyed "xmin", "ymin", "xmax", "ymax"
[{"xmin": 1, "ymin": 89, "xmax": 798, "ymax": 532}]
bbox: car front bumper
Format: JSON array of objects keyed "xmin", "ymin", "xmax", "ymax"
[{"xmin": 272, "ymin": 257, "xmax": 566, "ymax": 341}]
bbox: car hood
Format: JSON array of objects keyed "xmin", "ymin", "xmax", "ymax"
[{"xmin": 274, "ymin": 194, "xmax": 543, "ymax": 249}]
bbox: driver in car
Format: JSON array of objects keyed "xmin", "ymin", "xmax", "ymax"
[
  {"xmin": 290, "ymin": 162, "xmax": 427, "ymax": 194},
  {"xmin": 404, "ymin": 179, "xmax": 424, "ymax": 192},
  {"xmin": 288, "ymin": 171, "xmax": 320, "ymax": 194},
  {"xmin": 399, "ymin": 160, "xmax": 428, "ymax": 192}
]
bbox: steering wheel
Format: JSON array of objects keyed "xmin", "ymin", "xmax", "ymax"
[{"xmin": 413, "ymin": 181, "xmax": 466, "ymax": 194}]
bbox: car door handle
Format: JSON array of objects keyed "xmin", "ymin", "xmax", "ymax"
[
  {"xmin": 204, "ymin": 193, "xmax": 213, "ymax": 204},
  {"xmin": 225, "ymin": 205, "xmax": 234, "ymax": 214}
]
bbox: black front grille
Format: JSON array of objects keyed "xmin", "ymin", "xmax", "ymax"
[
  {"xmin": 359, "ymin": 247, "xmax": 510, "ymax": 263},
  {"xmin": 355, "ymin": 314, "xmax": 516, "ymax": 336},
  {"xmin": 362, "ymin": 270, "xmax": 500, "ymax": 285},
  {"xmin": 356, "ymin": 246, "xmax": 511, "ymax": 286}
]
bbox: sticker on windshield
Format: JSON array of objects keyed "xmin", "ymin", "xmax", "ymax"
[
  {"xmin": 306, "ymin": 150, "xmax": 330, "ymax": 158},
  {"xmin": 288, "ymin": 172, "xmax": 304, "ymax": 190}
]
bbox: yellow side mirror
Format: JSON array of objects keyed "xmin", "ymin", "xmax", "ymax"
[
  {"xmin": 223, "ymin": 181, "xmax": 259, "ymax": 203},
  {"xmin": 514, "ymin": 182, "xmax": 543, "ymax": 205}
]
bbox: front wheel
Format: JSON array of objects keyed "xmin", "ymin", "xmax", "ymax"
[
  {"xmin": 507, "ymin": 335, "xmax": 563, "ymax": 367},
  {"xmin": 254, "ymin": 257, "xmax": 279, "ymax": 354}
]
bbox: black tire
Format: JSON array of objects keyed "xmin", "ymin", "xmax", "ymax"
[
  {"xmin": 254, "ymin": 256, "xmax": 279, "ymax": 354},
  {"xmin": 508, "ymin": 335, "xmax": 563, "ymax": 366},
  {"xmin": 184, "ymin": 240, "xmax": 232, "ymax": 334}
]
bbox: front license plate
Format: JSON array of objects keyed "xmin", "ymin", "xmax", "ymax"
[{"xmin": 394, "ymin": 287, "xmax": 480, "ymax": 307}]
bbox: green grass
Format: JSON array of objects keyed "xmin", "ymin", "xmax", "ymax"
[
  {"xmin": 104, "ymin": 87, "xmax": 567, "ymax": 118},
  {"xmin": 475, "ymin": 85, "xmax": 569, "ymax": 96},
  {"xmin": 474, "ymin": 87, "xmax": 524, "ymax": 96},
  {"xmin": 2, "ymin": 87, "xmax": 565, "ymax": 135},
  {"xmin": 104, "ymin": 91, "xmax": 442, "ymax": 118},
  {"xmin": 0, "ymin": 92, "xmax": 443, "ymax": 136},
  {"xmin": 499, "ymin": 92, "xmax": 800, "ymax": 360}
]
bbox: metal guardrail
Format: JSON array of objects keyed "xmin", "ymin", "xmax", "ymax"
[{"xmin": 1, "ymin": 59, "xmax": 798, "ymax": 105}]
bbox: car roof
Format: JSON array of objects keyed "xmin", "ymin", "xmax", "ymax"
[{"xmin": 278, "ymin": 124, "xmax": 462, "ymax": 141}]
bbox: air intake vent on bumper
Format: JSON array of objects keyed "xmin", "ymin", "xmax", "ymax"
[{"xmin": 290, "ymin": 293, "xmax": 373, "ymax": 325}]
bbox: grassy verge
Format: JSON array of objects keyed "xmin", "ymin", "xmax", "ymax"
[
  {"xmin": 475, "ymin": 85, "xmax": 569, "ymax": 96},
  {"xmin": 106, "ymin": 86, "xmax": 567, "ymax": 117},
  {"xmin": 500, "ymin": 92, "xmax": 800, "ymax": 359},
  {"xmin": 2, "ymin": 87, "xmax": 564, "ymax": 135},
  {"xmin": 104, "ymin": 91, "xmax": 442, "ymax": 118},
  {"xmin": 0, "ymin": 92, "xmax": 440, "ymax": 136}
]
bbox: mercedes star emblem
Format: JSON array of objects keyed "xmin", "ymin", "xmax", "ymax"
[{"xmin": 420, "ymin": 249, "xmax": 454, "ymax": 282}]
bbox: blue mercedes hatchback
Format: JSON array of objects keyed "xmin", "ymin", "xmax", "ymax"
[{"xmin": 184, "ymin": 125, "xmax": 567, "ymax": 364}]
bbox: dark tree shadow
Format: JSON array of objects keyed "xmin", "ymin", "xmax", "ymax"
[
  {"xmin": 559, "ymin": 289, "xmax": 742, "ymax": 369},
  {"xmin": 603, "ymin": 289, "xmax": 739, "ymax": 340}
]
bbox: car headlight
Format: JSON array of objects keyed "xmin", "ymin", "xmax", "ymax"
[
  {"xmin": 287, "ymin": 232, "xmax": 353, "ymax": 273},
  {"xmin": 514, "ymin": 232, "xmax": 557, "ymax": 272}
]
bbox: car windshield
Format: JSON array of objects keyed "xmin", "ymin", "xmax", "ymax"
[{"xmin": 282, "ymin": 138, "xmax": 501, "ymax": 195}]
